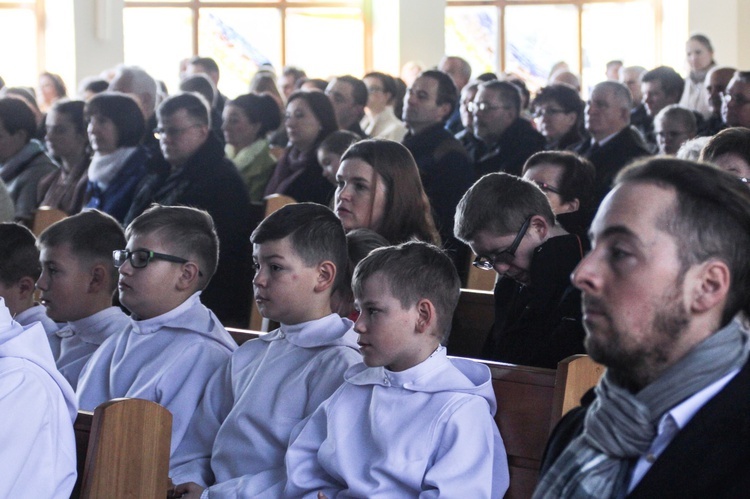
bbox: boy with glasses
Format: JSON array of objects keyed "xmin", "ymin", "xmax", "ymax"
[
  {"xmin": 454, "ymin": 172, "xmax": 585, "ymax": 368},
  {"xmin": 36, "ymin": 210, "xmax": 130, "ymax": 389},
  {"xmin": 76, "ymin": 204, "xmax": 237, "ymax": 471}
]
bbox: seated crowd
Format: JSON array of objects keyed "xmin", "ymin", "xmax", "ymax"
[{"xmin": 1, "ymin": 32, "xmax": 750, "ymax": 496}]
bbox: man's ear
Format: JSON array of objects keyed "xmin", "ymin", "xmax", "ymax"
[
  {"xmin": 16, "ymin": 276, "xmax": 36, "ymax": 300},
  {"xmin": 88, "ymin": 264, "xmax": 109, "ymax": 294},
  {"xmin": 437, "ymin": 102, "xmax": 452, "ymax": 122},
  {"xmin": 314, "ymin": 261, "xmax": 337, "ymax": 293},
  {"xmin": 175, "ymin": 262, "xmax": 202, "ymax": 291},
  {"xmin": 690, "ymin": 259, "xmax": 730, "ymax": 314},
  {"xmin": 415, "ymin": 298, "xmax": 436, "ymax": 334},
  {"xmin": 529, "ymin": 214, "xmax": 550, "ymax": 241}
]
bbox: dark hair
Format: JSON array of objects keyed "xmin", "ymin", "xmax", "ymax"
[
  {"xmin": 455, "ymin": 172, "xmax": 555, "ymax": 243},
  {"xmin": 688, "ymin": 34, "xmax": 714, "ymax": 55},
  {"xmin": 700, "ymin": 127, "xmax": 750, "ymax": 166},
  {"xmin": 180, "ymin": 74, "xmax": 216, "ymax": 107},
  {"xmin": 38, "ymin": 210, "xmax": 126, "ymax": 291},
  {"xmin": 189, "ymin": 56, "xmax": 220, "ymax": 76},
  {"xmin": 318, "ymin": 130, "xmax": 360, "ymax": 156},
  {"xmin": 85, "ymin": 92, "xmax": 146, "ymax": 147},
  {"xmin": 251, "ymin": 203, "xmax": 348, "ymax": 291},
  {"xmin": 642, "ymin": 66, "xmax": 685, "ymax": 101},
  {"xmin": 363, "ymin": 72, "xmax": 398, "ymax": 101},
  {"xmin": 0, "ymin": 98, "xmax": 37, "ymax": 142},
  {"xmin": 392, "ymin": 77, "xmax": 406, "ymax": 120},
  {"xmin": 533, "ymin": 84, "xmax": 585, "ymax": 119},
  {"xmin": 333, "ymin": 75, "xmax": 368, "ymax": 107},
  {"xmin": 40, "ymin": 72, "xmax": 67, "ymax": 99},
  {"xmin": 4, "ymin": 87, "xmax": 40, "ymax": 112},
  {"xmin": 282, "ymin": 66, "xmax": 307, "ymax": 81},
  {"xmin": 352, "ymin": 241, "xmax": 460, "ymax": 342},
  {"xmin": 418, "ymin": 70, "xmax": 458, "ymax": 118},
  {"xmin": 157, "ymin": 92, "xmax": 211, "ymax": 128},
  {"xmin": 340, "ymin": 139, "xmax": 441, "ymax": 246},
  {"xmin": 286, "ymin": 91, "xmax": 339, "ymax": 146},
  {"xmin": 480, "ymin": 80, "xmax": 522, "ymax": 115},
  {"xmin": 523, "ymin": 151, "xmax": 596, "ymax": 210},
  {"xmin": 82, "ymin": 78, "xmax": 109, "ymax": 95},
  {"xmin": 51, "ymin": 100, "xmax": 87, "ymax": 135},
  {"xmin": 507, "ymin": 77, "xmax": 531, "ymax": 110},
  {"xmin": 229, "ymin": 93, "xmax": 282, "ymax": 136},
  {"xmin": 0, "ymin": 223, "xmax": 40, "ymax": 284},
  {"xmin": 616, "ymin": 158, "xmax": 750, "ymax": 325},
  {"xmin": 334, "ymin": 228, "xmax": 390, "ymax": 313},
  {"xmin": 126, "ymin": 204, "xmax": 219, "ymax": 289}
]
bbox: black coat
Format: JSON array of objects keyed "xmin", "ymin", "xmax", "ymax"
[
  {"xmin": 573, "ymin": 127, "xmax": 651, "ymax": 209},
  {"xmin": 125, "ymin": 134, "xmax": 253, "ymax": 328},
  {"xmin": 540, "ymin": 358, "xmax": 750, "ymax": 498},
  {"xmin": 464, "ymin": 118, "xmax": 545, "ymax": 178},
  {"xmin": 482, "ymin": 234, "xmax": 586, "ymax": 368}
]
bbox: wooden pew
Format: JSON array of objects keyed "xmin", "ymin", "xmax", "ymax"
[
  {"xmin": 32, "ymin": 206, "xmax": 67, "ymax": 236},
  {"xmin": 72, "ymin": 398, "xmax": 172, "ymax": 499},
  {"xmin": 447, "ymin": 288, "xmax": 494, "ymax": 358},
  {"xmin": 484, "ymin": 354, "xmax": 604, "ymax": 499}
]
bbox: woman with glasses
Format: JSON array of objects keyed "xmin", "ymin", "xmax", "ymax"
[
  {"xmin": 531, "ymin": 84, "xmax": 586, "ymax": 150},
  {"xmin": 699, "ymin": 127, "xmax": 750, "ymax": 184},
  {"xmin": 522, "ymin": 151, "xmax": 595, "ymax": 241},
  {"xmin": 264, "ymin": 91, "xmax": 338, "ymax": 205},
  {"xmin": 83, "ymin": 92, "xmax": 149, "ymax": 223}
]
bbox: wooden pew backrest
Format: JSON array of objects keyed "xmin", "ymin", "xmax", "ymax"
[
  {"xmin": 73, "ymin": 398, "xmax": 172, "ymax": 499},
  {"xmin": 32, "ymin": 206, "xmax": 67, "ymax": 236},
  {"xmin": 448, "ymin": 288, "xmax": 494, "ymax": 358}
]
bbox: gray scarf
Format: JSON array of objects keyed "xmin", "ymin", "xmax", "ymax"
[{"xmin": 534, "ymin": 320, "xmax": 749, "ymax": 498}]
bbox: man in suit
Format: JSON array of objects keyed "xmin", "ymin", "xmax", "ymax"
[
  {"xmin": 573, "ymin": 81, "xmax": 650, "ymax": 209},
  {"xmin": 535, "ymin": 158, "xmax": 750, "ymax": 498}
]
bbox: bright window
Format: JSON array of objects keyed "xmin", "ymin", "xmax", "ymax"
[
  {"xmin": 0, "ymin": 3, "xmax": 40, "ymax": 89},
  {"xmin": 446, "ymin": 1, "xmax": 685, "ymax": 96},
  {"xmin": 123, "ymin": 1, "xmax": 367, "ymax": 100}
]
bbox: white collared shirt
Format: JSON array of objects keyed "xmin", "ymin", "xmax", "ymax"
[{"xmin": 628, "ymin": 368, "xmax": 741, "ymax": 492}]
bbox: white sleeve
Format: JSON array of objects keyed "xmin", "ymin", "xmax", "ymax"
[{"xmin": 420, "ymin": 396, "xmax": 509, "ymax": 499}]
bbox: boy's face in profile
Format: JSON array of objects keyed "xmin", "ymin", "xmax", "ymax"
[
  {"xmin": 252, "ymin": 237, "xmax": 325, "ymax": 325},
  {"xmin": 37, "ymin": 243, "xmax": 95, "ymax": 322},
  {"xmin": 354, "ymin": 271, "xmax": 426, "ymax": 372},
  {"xmin": 118, "ymin": 231, "xmax": 190, "ymax": 320}
]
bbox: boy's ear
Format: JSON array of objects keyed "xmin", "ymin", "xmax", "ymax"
[
  {"xmin": 175, "ymin": 262, "xmax": 202, "ymax": 291},
  {"xmin": 314, "ymin": 261, "xmax": 337, "ymax": 293},
  {"xmin": 415, "ymin": 298, "xmax": 436, "ymax": 335},
  {"xmin": 16, "ymin": 276, "xmax": 36, "ymax": 300},
  {"xmin": 88, "ymin": 264, "xmax": 109, "ymax": 294}
]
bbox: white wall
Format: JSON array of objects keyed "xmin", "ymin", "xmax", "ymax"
[
  {"xmin": 70, "ymin": 0, "xmax": 124, "ymax": 87},
  {"xmin": 688, "ymin": 0, "xmax": 750, "ymax": 69}
]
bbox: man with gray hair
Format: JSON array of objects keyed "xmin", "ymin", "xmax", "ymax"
[
  {"xmin": 109, "ymin": 65, "xmax": 160, "ymax": 155},
  {"xmin": 619, "ymin": 65, "xmax": 649, "ymax": 134},
  {"xmin": 573, "ymin": 81, "xmax": 651, "ymax": 207},
  {"xmin": 439, "ymin": 56, "xmax": 472, "ymax": 134}
]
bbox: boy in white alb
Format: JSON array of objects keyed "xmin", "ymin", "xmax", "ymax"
[
  {"xmin": 35, "ymin": 210, "xmax": 130, "ymax": 388},
  {"xmin": 284, "ymin": 242, "xmax": 510, "ymax": 498},
  {"xmin": 171, "ymin": 203, "xmax": 361, "ymax": 499},
  {"xmin": 76, "ymin": 205, "xmax": 237, "ymax": 470},
  {"xmin": 0, "ymin": 296, "xmax": 77, "ymax": 497},
  {"xmin": 0, "ymin": 223, "xmax": 58, "ymax": 338}
]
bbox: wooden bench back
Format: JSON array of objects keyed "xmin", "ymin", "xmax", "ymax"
[
  {"xmin": 32, "ymin": 206, "xmax": 67, "ymax": 236},
  {"xmin": 72, "ymin": 398, "xmax": 172, "ymax": 499},
  {"xmin": 447, "ymin": 288, "xmax": 494, "ymax": 358},
  {"xmin": 483, "ymin": 354, "xmax": 603, "ymax": 499}
]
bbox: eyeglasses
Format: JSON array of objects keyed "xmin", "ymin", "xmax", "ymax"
[
  {"xmin": 656, "ymin": 130, "xmax": 691, "ymax": 139},
  {"xmin": 153, "ymin": 124, "xmax": 203, "ymax": 139},
  {"xmin": 532, "ymin": 180, "xmax": 561, "ymax": 195},
  {"xmin": 532, "ymin": 108, "xmax": 568, "ymax": 119},
  {"xmin": 467, "ymin": 101, "xmax": 506, "ymax": 113},
  {"xmin": 472, "ymin": 216, "xmax": 532, "ymax": 271},
  {"xmin": 367, "ymin": 86, "xmax": 385, "ymax": 94},
  {"xmin": 720, "ymin": 92, "xmax": 750, "ymax": 106},
  {"xmin": 113, "ymin": 249, "xmax": 189, "ymax": 269}
]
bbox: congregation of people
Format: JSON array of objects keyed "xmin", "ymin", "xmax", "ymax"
[{"xmin": 2, "ymin": 30, "xmax": 750, "ymax": 497}]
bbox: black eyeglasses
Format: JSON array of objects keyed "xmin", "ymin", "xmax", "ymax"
[
  {"xmin": 472, "ymin": 216, "xmax": 532, "ymax": 271},
  {"xmin": 532, "ymin": 180, "xmax": 561, "ymax": 195},
  {"xmin": 532, "ymin": 108, "xmax": 568, "ymax": 119},
  {"xmin": 113, "ymin": 249, "xmax": 189, "ymax": 269}
]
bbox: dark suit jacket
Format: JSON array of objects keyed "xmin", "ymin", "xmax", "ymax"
[
  {"xmin": 540, "ymin": 358, "xmax": 750, "ymax": 498},
  {"xmin": 465, "ymin": 118, "xmax": 545, "ymax": 178},
  {"xmin": 573, "ymin": 127, "xmax": 651, "ymax": 208}
]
